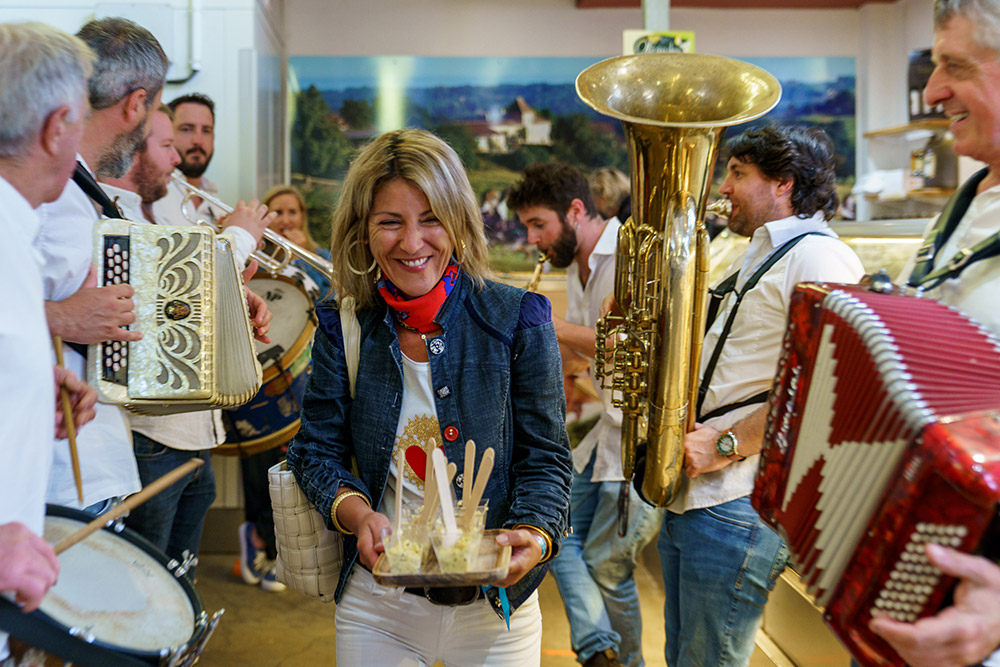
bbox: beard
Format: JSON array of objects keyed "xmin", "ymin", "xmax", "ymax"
[
  {"xmin": 178, "ymin": 147, "xmax": 212, "ymax": 178},
  {"xmin": 544, "ymin": 220, "xmax": 578, "ymax": 269},
  {"xmin": 134, "ymin": 154, "xmax": 169, "ymax": 204},
  {"xmin": 95, "ymin": 121, "xmax": 147, "ymax": 179}
]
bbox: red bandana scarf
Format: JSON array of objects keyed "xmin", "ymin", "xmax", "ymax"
[{"xmin": 377, "ymin": 262, "xmax": 459, "ymax": 334}]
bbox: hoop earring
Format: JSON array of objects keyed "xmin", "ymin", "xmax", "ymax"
[{"xmin": 345, "ymin": 238, "xmax": 378, "ymax": 276}]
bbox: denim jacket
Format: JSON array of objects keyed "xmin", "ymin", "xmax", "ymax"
[{"xmin": 286, "ymin": 271, "xmax": 573, "ymax": 616}]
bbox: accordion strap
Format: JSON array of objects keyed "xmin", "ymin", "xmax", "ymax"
[
  {"xmin": 696, "ymin": 231, "xmax": 822, "ymax": 421},
  {"xmin": 72, "ymin": 161, "xmax": 123, "ymax": 220}
]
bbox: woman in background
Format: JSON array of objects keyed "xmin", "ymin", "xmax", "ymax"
[
  {"xmin": 287, "ymin": 128, "xmax": 572, "ymax": 666},
  {"xmin": 263, "ymin": 184, "xmax": 332, "ymax": 298}
]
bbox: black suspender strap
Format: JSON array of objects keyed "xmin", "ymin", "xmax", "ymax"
[
  {"xmin": 695, "ymin": 231, "xmax": 824, "ymax": 421},
  {"xmin": 72, "ymin": 162, "xmax": 123, "ymax": 220},
  {"xmin": 907, "ymin": 168, "xmax": 997, "ymax": 289}
]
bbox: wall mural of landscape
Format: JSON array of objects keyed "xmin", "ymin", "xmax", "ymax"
[{"xmin": 288, "ymin": 54, "xmax": 856, "ymax": 268}]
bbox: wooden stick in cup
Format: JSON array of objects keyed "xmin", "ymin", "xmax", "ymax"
[
  {"xmin": 394, "ymin": 447, "xmax": 405, "ymax": 532},
  {"xmin": 53, "ymin": 457, "xmax": 204, "ymax": 555},
  {"xmin": 463, "ymin": 440, "xmax": 475, "ymax": 505},
  {"xmin": 419, "ymin": 440, "xmax": 439, "ymax": 524},
  {"xmin": 463, "ymin": 447, "xmax": 494, "ymax": 530}
]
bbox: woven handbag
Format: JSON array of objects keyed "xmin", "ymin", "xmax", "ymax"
[{"xmin": 269, "ymin": 297, "xmax": 360, "ymax": 603}]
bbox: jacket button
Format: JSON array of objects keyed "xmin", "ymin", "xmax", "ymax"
[
  {"xmin": 436, "ymin": 386, "xmax": 451, "ymax": 398},
  {"xmin": 443, "ymin": 425, "xmax": 459, "ymax": 442},
  {"xmin": 429, "ymin": 338, "xmax": 445, "ymax": 355}
]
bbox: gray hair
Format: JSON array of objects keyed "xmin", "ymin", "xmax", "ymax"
[
  {"xmin": 0, "ymin": 22, "xmax": 94, "ymax": 158},
  {"xmin": 76, "ymin": 17, "xmax": 167, "ymax": 111},
  {"xmin": 934, "ymin": 0, "xmax": 1000, "ymax": 53}
]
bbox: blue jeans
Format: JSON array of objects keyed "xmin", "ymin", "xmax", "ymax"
[
  {"xmin": 659, "ymin": 496, "xmax": 788, "ymax": 667},
  {"xmin": 549, "ymin": 451, "xmax": 664, "ymax": 667},
  {"xmin": 125, "ymin": 433, "xmax": 216, "ymax": 579}
]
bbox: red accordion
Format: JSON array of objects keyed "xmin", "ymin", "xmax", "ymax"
[{"xmin": 752, "ymin": 282, "xmax": 1000, "ymax": 667}]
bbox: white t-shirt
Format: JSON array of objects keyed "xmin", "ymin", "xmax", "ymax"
[
  {"xmin": 380, "ymin": 353, "xmax": 440, "ymax": 523},
  {"xmin": 35, "ymin": 158, "xmax": 139, "ymax": 508},
  {"xmin": 565, "ymin": 217, "xmax": 625, "ymax": 482},
  {"xmin": 670, "ymin": 213, "xmax": 865, "ymax": 514}
]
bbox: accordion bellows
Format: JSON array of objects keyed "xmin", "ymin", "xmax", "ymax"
[
  {"xmin": 89, "ymin": 219, "xmax": 262, "ymax": 414},
  {"xmin": 753, "ymin": 283, "xmax": 1000, "ymax": 667}
]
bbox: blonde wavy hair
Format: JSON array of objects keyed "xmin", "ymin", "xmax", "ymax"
[
  {"xmin": 262, "ymin": 184, "xmax": 321, "ymax": 254},
  {"xmin": 330, "ymin": 129, "xmax": 491, "ymax": 308}
]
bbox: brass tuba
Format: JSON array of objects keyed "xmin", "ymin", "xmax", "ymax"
[{"xmin": 576, "ymin": 53, "xmax": 780, "ymax": 506}]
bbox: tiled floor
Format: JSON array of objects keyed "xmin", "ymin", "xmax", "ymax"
[{"xmin": 192, "ymin": 542, "xmax": 667, "ymax": 666}]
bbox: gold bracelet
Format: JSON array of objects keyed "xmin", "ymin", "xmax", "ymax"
[
  {"xmin": 513, "ymin": 524, "xmax": 554, "ymax": 563},
  {"xmin": 330, "ymin": 490, "xmax": 369, "ymax": 535}
]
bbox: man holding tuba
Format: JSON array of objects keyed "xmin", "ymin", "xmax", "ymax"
[
  {"xmin": 657, "ymin": 126, "xmax": 863, "ymax": 667},
  {"xmin": 509, "ymin": 163, "xmax": 663, "ymax": 667}
]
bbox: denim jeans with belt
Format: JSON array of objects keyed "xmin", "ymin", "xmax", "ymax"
[
  {"xmin": 659, "ymin": 495, "xmax": 788, "ymax": 667},
  {"xmin": 125, "ymin": 433, "xmax": 215, "ymax": 578},
  {"xmin": 549, "ymin": 450, "xmax": 664, "ymax": 667}
]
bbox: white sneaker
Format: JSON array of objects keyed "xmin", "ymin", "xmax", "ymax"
[{"xmin": 260, "ymin": 561, "xmax": 287, "ymax": 593}]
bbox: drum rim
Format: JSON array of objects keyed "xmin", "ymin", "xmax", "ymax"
[{"xmin": 39, "ymin": 504, "xmax": 208, "ymax": 660}]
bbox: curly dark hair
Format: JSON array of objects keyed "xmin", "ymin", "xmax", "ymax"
[
  {"xmin": 724, "ymin": 125, "xmax": 839, "ymax": 221},
  {"xmin": 506, "ymin": 162, "xmax": 599, "ymax": 220}
]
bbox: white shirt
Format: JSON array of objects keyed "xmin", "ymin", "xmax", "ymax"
[
  {"xmin": 669, "ymin": 213, "xmax": 865, "ymax": 513},
  {"xmin": 899, "ymin": 179, "xmax": 1000, "ymax": 335},
  {"xmin": 566, "ymin": 218, "xmax": 625, "ymax": 482},
  {"xmin": 0, "ymin": 176, "xmax": 54, "ymax": 534},
  {"xmin": 35, "ymin": 158, "xmax": 140, "ymax": 508}
]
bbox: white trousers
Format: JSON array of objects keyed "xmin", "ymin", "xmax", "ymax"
[{"xmin": 335, "ymin": 567, "xmax": 542, "ymax": 667}]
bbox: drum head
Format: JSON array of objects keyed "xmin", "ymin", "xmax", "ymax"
[
  {"xmin": 41, "ymin": 509, "xmax": 197, "ymax": 654},
  {"xmin": 249, "ymin": 270, "xmax": 316, "ymax": 357}
]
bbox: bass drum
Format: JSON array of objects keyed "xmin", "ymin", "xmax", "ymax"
[
  {"xmin": 0, "ymin": 504, "xmax": 221, "ymax": 666},
  {"xmin": 219, "ymin": 266, "xmax": 320, "ymax": 456}
]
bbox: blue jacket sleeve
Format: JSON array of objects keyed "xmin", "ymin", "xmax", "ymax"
[
  {"xmin": 285, "ymin": 307, "xmax": 371, "ymax": 529},
  {"xmin": 505, "ymin": 291, "xmax": 573, "ymax": 555}
]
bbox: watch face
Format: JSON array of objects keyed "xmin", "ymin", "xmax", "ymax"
[{"xmin": 716, "ymin": 432, "xmax": 736, "ymax": 457}]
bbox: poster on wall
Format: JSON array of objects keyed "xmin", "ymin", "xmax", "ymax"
[{"xmin": 288, "ymin": 54, "xmax": 856, "ymax": 262}]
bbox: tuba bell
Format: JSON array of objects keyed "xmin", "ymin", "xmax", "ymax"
[{"xmin": 576, "ymin": 53, "xmax": 780, "ymax": 506}]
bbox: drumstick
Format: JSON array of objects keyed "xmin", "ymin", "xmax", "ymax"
[
  {"xmin": 51, "ymin": 335, "xmax": 83, "ymax": 504},
  {"xmin": 53, "ymin": 458, "xmax": 204, "ymax": 555},
  {"xmin": 464, "ymin": 448, "xmax": 494, "ymax": 530}
]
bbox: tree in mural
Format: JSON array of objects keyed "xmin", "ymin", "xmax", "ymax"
[
  {"xmin": 551, "ymin": 113, "xmax": 628, "ymax": 172},
  {"xmin": 291, "ymin": 85, "xmax": 352, "ymax": 178},
  {"xmin": 339, "ymin": 98, "xmax": 374, "ymax": 129}
]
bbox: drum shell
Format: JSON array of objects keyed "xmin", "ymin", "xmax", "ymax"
[
  {"xmin": 220, "ymin": 268, "xmax": 319, "ymax": 457},
  {"xmin": 16, "ymin": 504, "xmax": 210, "ymax": 665}
]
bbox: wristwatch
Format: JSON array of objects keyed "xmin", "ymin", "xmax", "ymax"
[{"xmin": 716, "ymin": 430, "xmax": 745, "ymax": 461}]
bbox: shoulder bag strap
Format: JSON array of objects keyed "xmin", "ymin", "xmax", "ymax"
[{"xmin": 339, "ymin": 296, "xmax": 361, "ymax": 399}]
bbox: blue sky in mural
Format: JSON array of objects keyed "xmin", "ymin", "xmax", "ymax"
[
  {"xmin": 291, "ymin": 55, "xmax": 854, "ymax": 90},
  {"xmin": 291, "ymin": 55, "xmax": 604, "ymax": 90}
]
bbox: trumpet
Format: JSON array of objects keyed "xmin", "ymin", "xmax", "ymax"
[{"xmin": 171, "ymin": 174, "xmax": 333, "ymax": 278}]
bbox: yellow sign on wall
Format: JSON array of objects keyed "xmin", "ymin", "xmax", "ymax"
[{"xmin": 622, "ymin": 30, "xmax": 695, "ymax": 56}]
